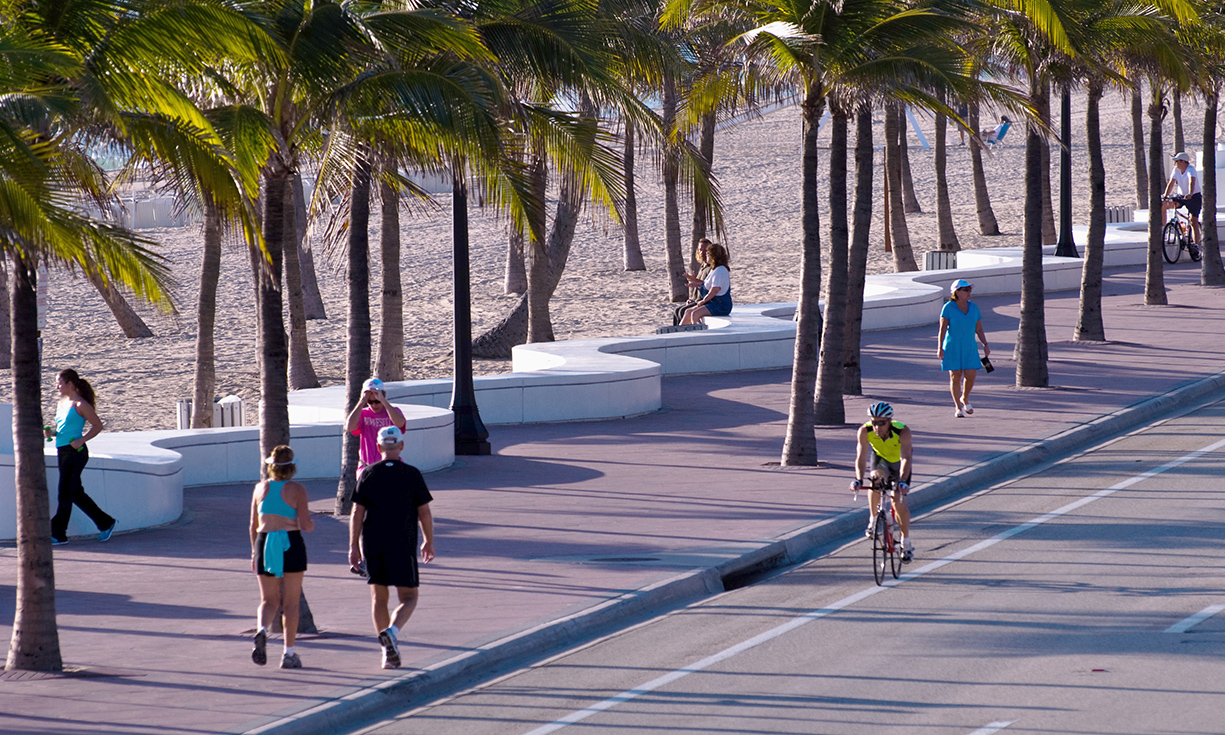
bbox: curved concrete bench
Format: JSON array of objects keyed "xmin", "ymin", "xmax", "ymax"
[{"xmin": 1, "ymin": 225, "xmax": 1155, "ymax": 541}]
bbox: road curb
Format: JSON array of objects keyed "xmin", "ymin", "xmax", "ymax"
[{"xmin": 241, "ymin": 369, "xmax": 1225, "ymax": 735}]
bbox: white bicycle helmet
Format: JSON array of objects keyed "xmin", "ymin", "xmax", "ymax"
[{"xmin": 867, "ymin": 402, "xmax": 893, "ymax": 419}]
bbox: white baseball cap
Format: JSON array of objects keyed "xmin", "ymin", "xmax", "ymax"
[
  {"xmin": 377, "ymin": 425, "xmax": 403, "ymax": 446},
  {"xmin": 362, "ymin": 378, "xmax": 385, "ymax": 392},
  {"xmin": 950, "ymin": 278, "xmax": 972, "ymax": 294},
  {"xmin": 1173, "ymin": 151, "xmax": 1191, "ymax": 163}
]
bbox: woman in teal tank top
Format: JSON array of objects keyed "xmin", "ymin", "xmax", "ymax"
[
  {"xmin": 45, "ymin": 370, "xmax": 114, "ymax": 544},
  {"xmin": 249, "ymin": 444, "xmax": 314, "ymax": 669}
]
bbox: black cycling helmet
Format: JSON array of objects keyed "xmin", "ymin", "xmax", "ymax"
[{"xmin": 867, "ymin": 401, "xmax": 893, "ymax": 419}]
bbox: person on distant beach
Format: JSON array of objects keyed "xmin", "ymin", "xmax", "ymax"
[
  {"xmin": 346, "ymin": 378, "xmax": 407, "ymax": 474},
  {"xmin": 680, "ymin": 242, "xmax": 732, "ymax": 325},
  {"xmin": 937, "ymin": 279, "xmax": 990, "ymax": 418},
  {"xmin": 250, "ymin": 445, "xmax": 315, "ymax": 669},
  {"xmin": 45, "ymin": 369, "xmax": 115, "ymax": 545},
  {"xmin": 349, "ymin": 426, "xmax": 435, "ymax": 670},
  {"xmin": 674, "ymin": 238, "xmax": 713, "ymax": 325},
  {"xmin": 983, "ymin": 116, "xmax": 1011, "ymax": 145},
  {"xmin": 1163, "ymin": 151, "xmax": 1202, "ymax": 248}
]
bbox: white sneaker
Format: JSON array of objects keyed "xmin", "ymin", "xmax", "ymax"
[
  {"xmin": 901, "ymin": 539, "xmax": 914, "ymax": 563},
  {"xmin": 962, "ymin": 403, "xmax": 974, "ymax": 415},
  {"xmin": 378, "ymin": 628, "xmax": 401, "ymax": 669}
]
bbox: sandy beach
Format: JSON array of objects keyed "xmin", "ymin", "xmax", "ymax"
[{"xmin": 10, "ymin": 89, "xmax": 1211, "ymax": 432}]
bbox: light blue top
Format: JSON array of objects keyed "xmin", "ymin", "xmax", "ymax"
[
  {"xmin": 258, "ymin": 480, "xmax": 297, "ymax": 520},
  {"xmin": 55, "ymin": 403, "xmax": 87, "ymax": 448}
]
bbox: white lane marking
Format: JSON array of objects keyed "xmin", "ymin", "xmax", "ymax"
[
  {"xmin": 1165, "ymin": 604, "xmax": 1225, "ymax": 633},
  {"xmin": 967, "ymin": 721, "xmax": 1016, "ymax": 735},
  {"xmin": 523, "ymin": 437, "xmax": 1225, "ymax": 735}
]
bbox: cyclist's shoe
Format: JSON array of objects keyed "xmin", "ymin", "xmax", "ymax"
[
  {"xmin": 865, "ymin": 518, "xmax": 877, "ymax": 538},
  {"xmin": 901, "ymin": 539, "xmax": 914, "ymax": 563}
]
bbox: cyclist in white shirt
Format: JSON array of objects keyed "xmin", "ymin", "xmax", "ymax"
[{"xmin": 1163, "ymin": 151, "xmax": 1202, "ymax": 248}]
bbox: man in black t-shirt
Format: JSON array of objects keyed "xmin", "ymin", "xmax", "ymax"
[{"xmin": 348, "ymin": 425, "xmax": 435, "ymax": 670}]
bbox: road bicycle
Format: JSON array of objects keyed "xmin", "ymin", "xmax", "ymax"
[
  {"xmin": 1162, "ymin": 198, "xmax": 1203, "ymax": 264},
  {"xmin": 854, "ymin": 477, "xmax": 903, "ymax": 585}
]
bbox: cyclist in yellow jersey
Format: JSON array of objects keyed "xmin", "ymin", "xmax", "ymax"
[{"xmin": 851, "ymin": 402, "xmax": 914, "ymax": 562}]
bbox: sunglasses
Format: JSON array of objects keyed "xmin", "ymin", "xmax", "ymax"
[{"xmin": 871, "ymin": 419, "xmax": 890, "ymax": 426}]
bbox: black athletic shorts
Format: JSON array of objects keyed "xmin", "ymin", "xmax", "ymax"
[
  {"xmin": 255, "ymin": 530, "xmax": 308, "ymax": 577},
  {"xmin": 870, "ymin": 455, "xmax": 909, "ymax": 495},
  {"xmin": 1174, "ymin": 193, "xmax": 1203, "ymax": 218},
  {"xmin": 364, "ymin": 544, "xmax": 419, "ymax": 588}
]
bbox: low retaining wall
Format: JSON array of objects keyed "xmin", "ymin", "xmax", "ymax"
[{"xmin": 1, "ymin": 225, "xmax": 1156, "ymax": 541}]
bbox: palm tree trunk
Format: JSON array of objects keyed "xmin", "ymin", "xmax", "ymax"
[
  {"xmin": 192, "ymin": 198, "xmax": 222, "ymax": 427},
  {"xmin": 1173, "ymin": 90, "xmax": 1185, "ymax": 154},
  {"xmin": 781, "ymin": 86, "xmax": 824, "ymax": 466},
  {"xmin": 814, "ymin": 104, "xmax": 849, "ymax": 426},
  {"xmin": 690, "ymin": 110, "xmax": 717, "ymax": 271},
  {"xmin": 934, "ymin": 95, "xmax": 960, "ymax": 252},
  {"xmin": 5, "ymin": 255, "xmax": 61, "ymax": 672},
  {"xmin": 1075, "ymin": 81, "xmax": 1107, "ymax": 342},
  {"xmin": 899, "ymin": 106, "xmax": 921, "ymax": 214},
  {"xmin": 663, "ymin": 76, "xmax": 687, "ymax": 302},
  {"xmin": 526, "ymin": 150, "xmax": 554, "ymax": 343},
  {"xmin": 969, "ymin": 101, "xmax": 1000, "ymax": 235},
  {"xmin": 1132, "ymin": 84, "xmax": 1149, "ymax": 208},
  {"xmin": 1146, "ymin": 88, "xmax": 1168, "ymax": 306},
  {"xmin": 284, "ymin": 180, "xmax": 319, "ymax": 390},
  {"xmin": 376, "ymin": 179, "xmax": 405, "ymax": 381},
  {"xmin": 504, "ymin": 227, "xmax": 527, "ymax": 294},
  {"xmin": 259, "ymin": 171, "xmax": 291, "ymax": 462},
  {"xmin": 1016, "ymin": 89, "xmax": 1050, "ymax": 388},
  {"xmin": 248, "ymin": 240, "xmax": 263, "ymax": 377},
  {"xmin": 843, "ymin": 104, "xmax": 873, "ymax": 396},
  {"xmin": 622, "ymin": 121, "xmax": 645, "ymax": 271},
  {"xmin": 293, "ymin": 174, "xmax": 326, "ymax": 321},
  {"xmin": 88, "ymin": 273, "xmax": 153, "ymax": 338},
  {"xmin": 885, "ymin": 102, "xmax": 918, "ymax": 271},
  {"xmin": 1202, "ymin": 86, "xmax": 1225, "ymax": 286},
  {"xmin": 334, "ymin": 158, "xmax": 373, "ymax": 514},
  {"xmin": 1038, "ymin": 82, "xmax": 1057, "ymax": 247},
  {"xmin": 0, "ymin": 256, "xmax": 12, "ymax": 370}
]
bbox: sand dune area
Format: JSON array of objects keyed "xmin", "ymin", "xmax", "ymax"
[{"xmin": 11, "ymin": 90, "xmax": 1213, "ymax": 433}]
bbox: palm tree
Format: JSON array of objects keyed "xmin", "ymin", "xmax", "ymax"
[
  {"xmin": 885, "ymin": 101, "xmax": 919, "ymax": 271},
  {"xmin": 843, "ymin": 102, "xmax": 874, "ymax": 396},
  {"xmin": 3, "ymin": 0, "xmax": 262, "ymax": 672},
  {"xmin": 933, "ymin": 91, "xmax": 961, "ymax": 252},
  {"xmin": 968, "ymin": 99, "xmax": 1001, "ymax": 234},
  {"xmin": 1131, "ymin": 82, "xmax": 1149, "ymax": 207}
]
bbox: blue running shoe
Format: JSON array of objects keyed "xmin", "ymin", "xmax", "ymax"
[
  {"xmin": 51, "ymin": 536, "xmax": 68, "ymax": 546},
  {"xmin": 98, "ymin": 522, "xmax": 116, "ymax": 542}
]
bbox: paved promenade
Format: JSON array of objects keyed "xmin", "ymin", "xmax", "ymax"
[{"xmin": 1, "ymin": 265, "xmax": 1223, "ymax": 735}]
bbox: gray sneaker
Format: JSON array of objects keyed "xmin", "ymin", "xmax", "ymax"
[
  {"xmin": 378, "ymin": 629, "xmax": 401, "ymax": 669},
  {"xmin": 252, "ymin": 630, "xmax": 267, "ymax": 666},
  {"xmin": 280, "ymin": 652, "xmax": 302, "ymax": 669}
]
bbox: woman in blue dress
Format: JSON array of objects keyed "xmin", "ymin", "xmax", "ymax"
[{"xmin": 937, "ymin": 279, "xmax": 991, "ymax": 417}]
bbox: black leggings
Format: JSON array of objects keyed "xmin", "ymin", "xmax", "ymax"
[{"xmin": 51, "ymin": 445, "xmax": 114, "ymax": 540}]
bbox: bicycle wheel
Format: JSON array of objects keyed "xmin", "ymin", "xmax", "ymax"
[
  {"xmin": 1162, "ymin": 221, "xmax": 1182, "ymax": 264},
  {"xmin": 872, "ymin": 512, "xmax": 888, "ymax": 585},
  {"xmin": 889, "ymin": 527, "xmax": 901, "ymax": 580}
]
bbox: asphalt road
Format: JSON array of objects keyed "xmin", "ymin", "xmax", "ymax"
[{"xmin": 351, "ymin": 400, "xmax": 1225, "ymax": 735}]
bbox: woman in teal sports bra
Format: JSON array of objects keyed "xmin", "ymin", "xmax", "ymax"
[
  {"xmin": 44, "ymin": 369, "xmax": 114, "ymax": 544},
  {"xmin": 249, "ymin": 445, "xmax": 315, "ymax": 669}
]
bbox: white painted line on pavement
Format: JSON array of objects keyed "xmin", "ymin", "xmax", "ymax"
[
  {"xmin": 1165, "ymin": 604, "xmax": 1225, "ymax": 633},
  {"xmin": 967, "ymin": 721, "xmax": 1016, "ymax": 735},
  {"xmin": 522, "ymin": 437, "xmax": 1225, "ymax": 735}
]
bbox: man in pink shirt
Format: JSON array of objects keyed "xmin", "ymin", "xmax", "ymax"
[{"xmin": 345, "ymin": 378, "xmax": 408, "ymax": 473}]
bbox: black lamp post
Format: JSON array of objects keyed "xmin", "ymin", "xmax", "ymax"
[
  {"xmin": 1055, "ymin": 85, "xmax": 1080, "ymax": 258},
  {"xmin": 450, "ymin": 170, "xmax": 490, "ymax": 455}
]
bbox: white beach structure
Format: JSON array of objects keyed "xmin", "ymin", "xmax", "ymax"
[{"xmin": 0, "ymin": 217, "xmax": 1164, "ymax": 540}]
